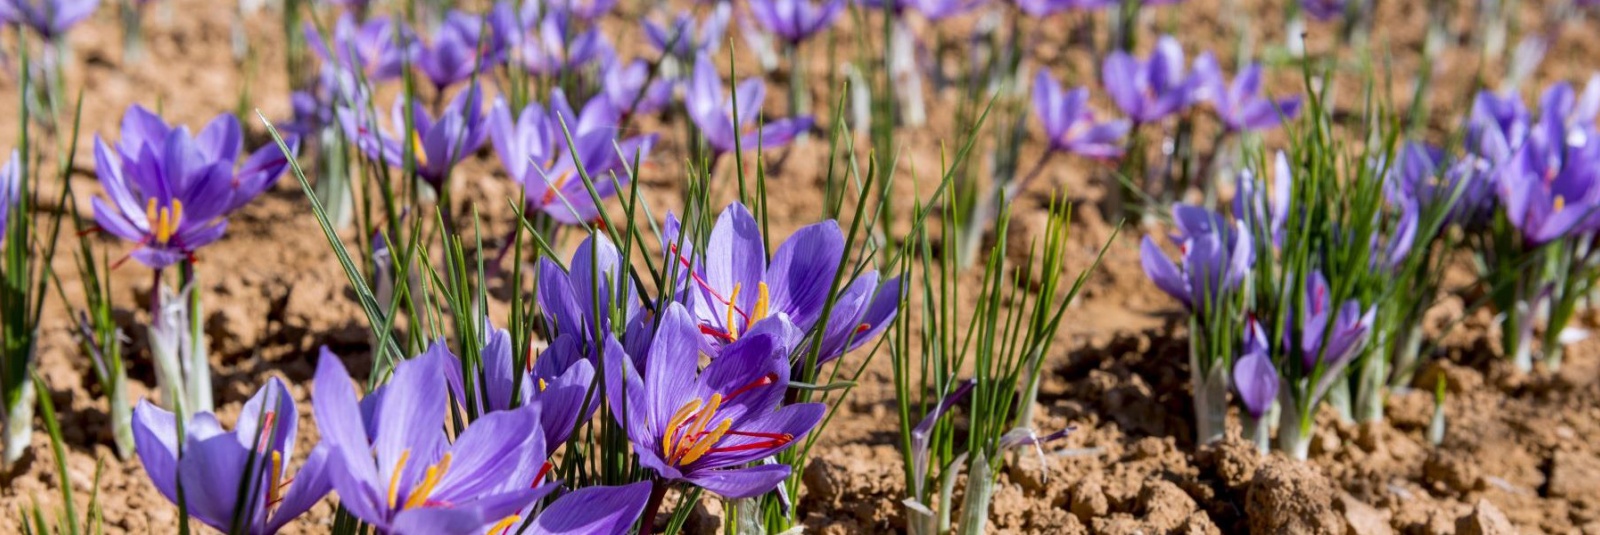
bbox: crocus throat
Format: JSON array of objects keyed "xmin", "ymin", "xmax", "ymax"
[
  {"xmin": 144, "ymin": 198, "xmax": 184, "ymax": 245},
  {"xmin": 539, "ymin": 172, "xmax": 574, "ymax": 207},
  {"xmin": 387, "ymin": 450, "xmax": 454, "ymax": 510},
  {"xmin": 659, "ymin": 374, "xmax": 792, "ymax": 467}
]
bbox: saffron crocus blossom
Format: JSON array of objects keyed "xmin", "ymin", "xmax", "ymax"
[
  {"xmin": 1101, "ymin": 35, "xmax": 1203, "ymax": 124},
  {"xmin": 665, "ymin": 203, "xmax": 900, "ymax": 366},
  {"xmin": 1498, "ymin": 132, "xmax": 1600, "ymax": 245},
  {"xmin": 1193, "ymin": 56, "xmax": 1300, "ymax": 133},
  {"xmin": 93, "ymin": 107, "xmax": 296, "ymax": 268},
  {"xmin": 1293, "ymin": 271, "xmax": 1375, "ymax": 369},
  {"xmin": 1535, "ymin": 74, "xmax": 1600, "ymax": 148},
  {"xmin": 1032, "ymin": 69, "xmax": 1130, "ymax": 159},
  {"xmin": 313, "ymin": 347, "xmax": 557, "ymax": 533},
  {"xmin": 1234, "ymin": 151, "xmax": 1292, "ymax": 247},
  {"xmin": 446, "ymin": 325, "xmax": 599, "ymax": 452},
  {"xmin": 132, "ymin": 378, "xmax": 332, "ymax": 534},
  {"xmin": 1232, "ymin": 319, "xmax": 1276, "ymax": 418},
  {"xmin": 686, "ymin": 55, "xmax": 814, "ymax": 154},
  {"xmin": 0, "ymin": 0, "xmax": 98, "ymax": 39},
  {"xmin": 1300, "ymin": 0, "xmax": 1344, "ymax": 20},
  {"xmin": 341, "ymin": 86, "xmax": 489, "ymax": 190},
  {"xmin": 1140, "ymin": 205, "xmax": 1254, "ymax": 313},
  {"xmin": 537, "ymin": 233, "xmax": 653, "ymax": 358},
  {"xmin": 521, "ymin": 482, "xmax": 651, "ymax": 535},
  {"xmin": 606, "ymin": 303, "xmax": 824, "ymax": 499},
  {"xmin": 412, "ymin": 11, "xmax": 510, "ymax": 90},
  {"xmin": 601, "ymin": 58, "xmax": 673, "ymax": 116},
  {"xmin": 644, "ymin": 4, "xmax": 729, "ymax": 59},
  {"xmin": 749, "ymin": 0, "xmax": 843, "ymax": 44},
  {"xmin": 488, "ymin": 92, "xmax": 655, "ymax": 224},
  {"xmin": 857, "ymin": 0, "xmax": 978, "ymax": 19},
  {"xmin": 1384, "ymin": 143, "xmax": 1494, "ymax": 228},
  {"xmin": 512, "ymin": 6, "xmax": 614, "ymax": 76},
  {"xmin": 0, "ymin": 150, "xmax": 19, "ymax": 236},
  {"xmin": 305, "ymin": 14, "xmax": 411, "ymax": 81}
]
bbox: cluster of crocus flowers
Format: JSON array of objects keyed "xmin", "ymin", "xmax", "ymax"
[
  {"xmin": 1193, "ymin": 56, "xmax": 1301, "ymax": 134},
  {"xmin": 92, "ymin": 106, "xmax": 296, "ymax": 268},
  {"xmin": 686, "ymin": 54, "xmax": 814, "ymax": 156},
  {"xmin": 488, "ymin": 91, "xmax": 656, "ymax": 225},
  {"xmin": 1102, "ymin": 36, "xmax": 1207, "ymax": 125}
]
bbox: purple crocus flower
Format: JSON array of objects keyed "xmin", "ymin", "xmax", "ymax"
[
  {"xmin": 340, "ymin": 86, "xmax": 489, "ymax": 190},
  {"xmin": 1300, "ymin": 0, "xmax": 1344, "ymax": 20},
  {"xmin": 686, "ymin": 54, "xmax": 814, "ymax": 154},
  {"xmin": 1384, "ymin": 143, "xmax": 1495, "ymax": 228},
  {"xmin": 644, "ymin": 4, "xmax": 730, "ymax": 59},
  {"xmin": 0, "ymin": 150, "xmax": 19, "ymax": 237},
  {"xmin": 0, "ymin": 0, "xmax": 98, "ymax": 39},
  {"xmin": 1032, "ymin": 69, "xmax": 1130, "ymax": 159},
  {"xmin": 1293, "ymin": 270, "xmax": 1375, "ymax": 369},
  {"xmin": 601, "ymin": 57, "xmax": 673, "ymax": 116},
  {"xmin": 605, "ymin": 302, "xmax": 825, "ymax": 499},
  {"xmin": 305, "ymin": 14, "xmax": 412, "ymax": 81},
  {"xmin": 312, "ymin": 347, "xmax": 558, "ymax": 534},
  {"xmin": 446, "ymin": 324, "xmax": 599, "ymax": 452},
  {"xmin": 664, "ymin": 203, "xmax": 901, "ymax": 366},
  {"xmin": 1494, "ymin": 83, "xmax": 1600, "ymax": 245},
  {"xmin": 1101, "ymin": 35, "xmax": 1203, "ymax": 124},
  {"xmin": 92, "ymin": 106, "xmax": 296, "ymax": 268},
  {"xmin": 1234, "ymin": 151, "xmax": 1292, "ymax": 247},
  {"xmin": 537, "ymin": 233, "xmax": 654, "ymax": 359},
  {"xmin": 857, "ymin": 0, "xmax": 979, "ymax": 19},
  {"xmin": 530, "ymin": 0, "xmax": 618, "ymax": 22},
  {"xmin": 132, "ymin": 378, "xmax": 332, "ymax": 534},
  {"xmin": 413, "ymin": 11, "xmax": 509, "ymax": 90},
  {"xmin": 488, "ymin": 92, "xmax": 655, "ymax": 225},
  {"xmin": 1140, "ymin": 204, "xmax": 1254, "ymax": 313},
  {"xmin": 749, "ymin": 0, "xmax": 843, "ymax": 44},
  {"xmin": 1192, "ymin": 56, "xmax": 1301, "ymax": 133},
  {"xmin": 1232, "ymin": 318, "xmax": 1276, "ymax": 418},
  {"xmin": 511, "ymin": 5, "xmax": 614, "ymax": 76},
  {"xmin": 519, "ymin": 482, "xmax": 652, "ymax": 535}
]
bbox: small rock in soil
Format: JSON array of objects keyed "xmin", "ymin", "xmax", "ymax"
[
  {"xmin": 1069, "ymin": 476, "xmax": 1110, "ymax": 521},
  {"xmin": 1197, "ymin": 437, "xmax": 1261, "ymax": 490},
  {"xmin": 1246, "ymin": 455, "xmax": 1343, "ymax": 535},
  {"xmin": 1338, "ymin": 492, "xmax": 1394, "ymax": 535},
  {"xmin": 1136, "ymin": 479, "xmax": 1197, "ymax": 531},
  {"xmin": 1455, "ymin": 499, "xmax": 1515, "ymax": 535},
  {"xmin": 1548, "ymin": 450, "xmax": 1600, "ymax": 502},
  {"xmin": 1424, "ymin": 449, "xmax": 1482, "ymax": 495},
  {"xmin": 1182, "ymin": 511, "xmax": 1222, "ymax": 535}
]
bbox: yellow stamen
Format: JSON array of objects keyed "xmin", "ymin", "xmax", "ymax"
[
  {"xmin": 145, "ymin": 198, "xmax": 157, "ymax": 226},
  {"xmin": 156, "ymin": 206, "xmax": 172, "ymax": 244},
  {"xmin": 412, "ymin": 132, "xmax": 429, "ymax": 167},
  {"xmin": 662, "ymin": 398, "xmax": 704, "ymax": 459},
  {"xmin": 1555, "ymin": 195, "xmax": 1567, "ymax": 212},
  {"xmin": 677, "ymin": 418, "xmax": 733, "ymax": 465},
  {"xmin": 265, "ymin": 451, "xmax": 284, "ymax": 508},
  {"xmin": 402, "ymin": 453, "xmax": 452, "ymax": 510},
  {"xmin": 386, "ymin": 450, "xmax": 411, "ymax": 509},
  {"xmin": 749, "ymin": 282, "xmax": 771, "ymax": 329},
  {"xmin": 726, "ymin": 284, "xmax": 743, "ymax": 340},
  {"xmin": 488, "ymin": 515, "xmax": 522, "ymax": 535},
  {"xmin": 686, "ymin": 393, "xmax": 724, "ymax": 439},
  {"xmin": 537, "ymin": 378, "xmax": 548, "ymax": 392}
]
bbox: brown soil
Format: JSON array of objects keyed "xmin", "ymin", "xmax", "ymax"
[{"xmin": 0, "ymin": 0, "xmax": 1597, "ymax": 533}]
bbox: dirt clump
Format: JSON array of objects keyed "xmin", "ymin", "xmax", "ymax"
[{"xmin": 1246, "ymin": 455, "xmax": 1343, "ymax": 534}]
